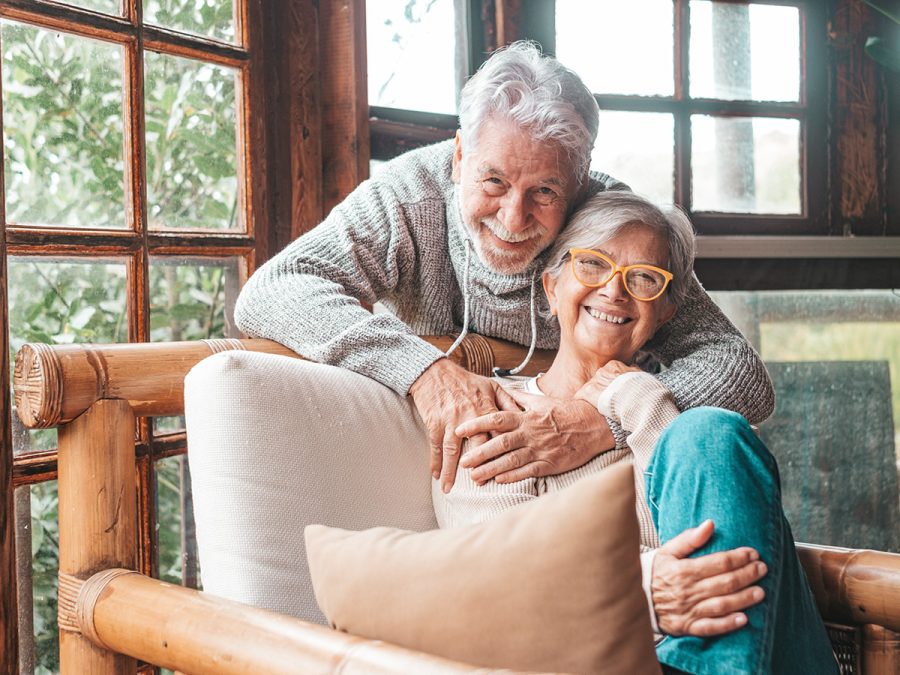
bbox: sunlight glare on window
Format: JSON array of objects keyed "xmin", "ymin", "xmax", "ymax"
[
  {"xmin": 366, "ymin": 0, "xmax": 457, "ymax": 114},
  {"xmin": 592, "ymin": 111, "xmax": 674, "ymax": 204},
  {"xmin": 556, "ymin": 0, "xmax": 674, "ymax": 97},
  {"xmin": 690, "ymin": 1, "xmax": 800, "ymax": 102},
  {"xmin": 692, "ymin": 115, "xmax": 801, "ymax": 214}
]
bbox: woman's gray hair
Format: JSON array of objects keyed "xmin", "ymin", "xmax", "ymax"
[
  {"xmin": 458, "ymin": 40, "xmax": 599, "ymax": 182},
  {"xmin": 544, "ymin": 191, "xmax": 696, "ymax": 307}
]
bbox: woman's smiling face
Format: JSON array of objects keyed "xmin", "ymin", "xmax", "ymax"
[{"xmin": 543, "ymin": 224, "xmax": 677, "ymax": 367}]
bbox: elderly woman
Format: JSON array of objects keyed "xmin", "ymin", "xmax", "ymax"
[{"xmin": 435, "ymin": 191, "xmax": 838, "ymax": 675}]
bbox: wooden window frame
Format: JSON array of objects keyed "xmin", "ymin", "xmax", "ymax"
[{"xmin": 0, "ymin": 0, "xmax": 278, "ymax": 672}]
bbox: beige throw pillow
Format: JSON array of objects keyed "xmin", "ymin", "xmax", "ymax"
[{"xmin": 305, "ymin": 462, "xmax": 660, "ymax": 675}]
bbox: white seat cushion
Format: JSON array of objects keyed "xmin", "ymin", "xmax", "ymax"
[{"xmin": 185, "ymin": 350, "xmax": 436, "ymax": 623}]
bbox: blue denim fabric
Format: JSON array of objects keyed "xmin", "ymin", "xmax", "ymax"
[{"xmin": 647, "ymin": 407, "xmax": 839, "ymax": 675}]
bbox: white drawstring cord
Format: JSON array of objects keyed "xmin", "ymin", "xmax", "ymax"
[
  {"xmin": 493, "ymin": 270, "xmax": 538, "ymax": 377},
  {"xmin": 445, "ymin": 238, "xmax": 472, "ymax": 358}
]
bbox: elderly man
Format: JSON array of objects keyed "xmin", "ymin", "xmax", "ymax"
[{"xmin": 234, "ymin": 41, "xmax": 774, "ymax": 641}]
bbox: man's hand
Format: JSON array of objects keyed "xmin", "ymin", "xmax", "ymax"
[
  {"xmin": 456, "ymin": 389, "xmax": 615, "ymax": 484},
  {"xmin": 409, "ymin": 359, "xmax": 518, "ymax": 493},
  {"xmin": 573, "ymin": 360, "xmax": 641, "ymax": 406},
  {"xmin": 652, "ymin": 520, "xmax": 767, "ymax": 637}
]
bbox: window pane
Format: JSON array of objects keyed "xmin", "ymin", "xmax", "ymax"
[
  {"xmin": 366, "ymin": 0, "xmax": 458, "ymax": 114},
  {"xmin": 556, "ymin": 0, "xmax": 674, "ymax": 97},
  {"xmin": 8, "ymin": 258, "xmax": 128, "ymax": 454},
  {"xmin": 690, "ymin": 1, "xmax": 800, "ymax": 102},
  {"xmin": 691, "ymin": 115, "xmax": 801, "ymax": 214},
  {"xmin": 150, "ymin": 257, "xmax": 240, "ymax": 433},
  {"xmin": 15, "ymin": 481, "xmax": 60, "ymax": 674},
  {"xmin": 57, "ymin": 0, "xmax": 121, "ymax": 14},
  {"xmin": 1, "ymin": 21, "xmax": 126, "ymax": 228},
  {"xmin": 144, "ymin": 53, "xmax": 240, "ymax": 231},
  {"xmin": 710, "ymin": 290, "xmax": 900, "ymax": 553},
  {"xmin": 156, "ymin": 455, "xmax": 202, "ymax": 588},
  {"xmin": 592, "ymin": 111, "xmax": 674, "ymax": 204},
  {"xmin": 144, "ymin": 0, "xmax": 236, "ymax": 44}
]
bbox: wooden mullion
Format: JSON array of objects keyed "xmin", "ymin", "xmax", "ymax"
[
  {"xmin": 6, "ymin": 226, "xmax": 142, "ymax": 250},
  {"xmin": 147, "ymin": 238, "xmax": 254, "ymax": 254},
  {"xmin": 142, "ymin": 26, "xmax": 246, "ymax": 68},
  {"xmin": 0, "ymin": 0, "xmax": 134, "ymax": 44},
  {"xmin": 11, "ymin": 449, "xmax": 56, "ymax": 486},
  {"xmin": 674, "ymin": 0, "xmax": 690, "ymax": 208}
]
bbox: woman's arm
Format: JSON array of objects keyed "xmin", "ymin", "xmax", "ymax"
[{"xmin": 645, "ymin": 275, "xmax": 774, "ymax": 425}]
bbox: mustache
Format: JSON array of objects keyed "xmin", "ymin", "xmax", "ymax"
[{"xmin": 481, "ymin": 217, "xmax": 545, "ymax": 243}]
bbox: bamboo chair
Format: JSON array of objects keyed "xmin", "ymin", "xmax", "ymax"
[{"xmin": 12, "ymin": 336, "xmax": 900, "ymax": 675}]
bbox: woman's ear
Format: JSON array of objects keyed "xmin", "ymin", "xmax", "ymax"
[
  {"xmin": 451, "ymin": 131, "xmax": 463, "ymax": 183},
  {"xmin": 656, "ymin": 302, "xmax": 677, "ymax": 329},
  {"xmin": 542, "ymin": 271, "xmax": 559, "ymax": 316}
]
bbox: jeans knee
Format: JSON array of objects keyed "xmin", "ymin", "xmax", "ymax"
[{"xmin": 655, "ymin": 407, "xmax": 771, "ymax": 477}]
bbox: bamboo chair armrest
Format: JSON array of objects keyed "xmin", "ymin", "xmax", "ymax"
[
  {"xmin": 61, "ymin": 568, "xmax": 527, "ymax": 674},
  {"xmin": 797, "ymin": 543, "xmax": 900, "ymax": 632},
  {"xmin": 12, "ymin": 335, "xmax": 555, "ymax": 428}
]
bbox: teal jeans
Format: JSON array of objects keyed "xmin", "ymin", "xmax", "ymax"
[{"xmin": 648, "ymin": 407, "xmax": 839, "ymax": 675}]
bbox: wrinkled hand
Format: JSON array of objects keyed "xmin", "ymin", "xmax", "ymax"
[
  {"xmin": 573, "ymin": 360, "xmax": 642, "ymax": 407},
  {"xmin": 652, "ymin": 520, "xmax": 767, "ymax": 637},
  {"xmin": 456, "ymin": 388, "xmax": 615, "ymax": 484},
  {"xmin": 409, "ymin": 359, "xmax": 518, "ymax": 493}
]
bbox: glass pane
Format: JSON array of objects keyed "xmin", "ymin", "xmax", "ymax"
[
  {"xmin": 144, "ymin": 53, "xmax": 241, "ymax": 230},
  {"xmin": 8, "ymin": 258, "xmax": 128, "ymax": 454},
  {"xmin": 691, "ymin": 115, "xmax": 801, "ymax": 214},
  {"xmin": 366, "ymin": 0, "xmax": 458, "ymax": 114},
  {"xmin": 15, "ymin": 481, "xmax": 60, "ymax": 674},
  {"xmin": 710, "ymin": 290, "xmax": 900, "ymax": 553},
  {"xmin": 690, "ymin": 1, "xmax": 800, "ymax": 102},
  {"xmin": 150, "ymin": 257, "xmax": 240, "ymax": 433},
  {"xmin": 1, "ymin": 21, "xmax": 126, "ymax": 228},
  {"xmin": 156, "ymin": 455, "xmax": 202, "ymax": 588},
  {"xmin": 556, "ymin": 0, "xmax": 674, "ymax": 97},
  {"xmin": 144, "ymin": 0, "xmax": 236, "ymax": 44},
  {"xmin": 592, "ymin": 111, "xmax": 674, "ymax": 204},
  {"xmin": 56, "ymin": 0, "xmax": 121, "ymax": 14}
]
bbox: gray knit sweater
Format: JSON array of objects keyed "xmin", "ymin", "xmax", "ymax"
[{"xmin": 234, "ymin": 139, "xmax": 775, "ymax": 423}]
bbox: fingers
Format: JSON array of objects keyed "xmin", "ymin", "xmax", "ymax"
[
  {"xmin": 469, "ymin": 446, "xmax": 531, "ymax": 484},
  {"xmin": 460, "ymin": 428, "xmax": 525, "ymax": 471},
  {"xmin": 455, "ymin": 411, "xmax": 520, "ymax": 442},
  {"xmin": 439, "ymin": 426, "xmax": 462, "ymax": 493},
  {"xmin": 495, "ymin": 385, "xmax": 523, "ymax": 412},
  {"xmin": 660, "ymin": 520, "xmax": 716, "ymax": 559},
  {"xmin": 692, "ymin": 558, "xmax": 768, "ymax": 599},
  {"xmin": 681, "ymin": 584, "xmax": 765, "ymax": 637},
  {"xmin": 428, "ymin": 428, "xmax": 444, "ymax": 479},
  {"xmin": 683, "ymin": 612, "xmax": 749, "ymax": 637}
]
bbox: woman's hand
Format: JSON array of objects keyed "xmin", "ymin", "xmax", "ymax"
[
  {"xmin": 455, "ymin": 389, "xmax": 615, "ymax": 484},
  {"xmin": 409, "ymin": 359, "xmax": 519, "ymax": 493},
  {"xmin": 574, "ymin": 360, "xmax": 642, "ymax": 406},
  {"xmin": 651, "ymin": 520, "xmax": 768, "ymax": 636}
]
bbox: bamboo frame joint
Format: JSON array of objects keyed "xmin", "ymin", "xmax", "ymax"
[{"xmin": 57, "ymin": 569, "xmax": 139, "ymax": 648}]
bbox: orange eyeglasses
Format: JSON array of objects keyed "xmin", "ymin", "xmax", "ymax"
[{"xmin": 569, "ymin": 248, "xmax": 673, "ymax": 302}]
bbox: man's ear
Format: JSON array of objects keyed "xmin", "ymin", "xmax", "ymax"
[
  {"xmin": 451, "ymin": 131, "xmax": 463, "ymax": 183},
  {"xmin": 542, "ymin": 271, "xmax": 559, "ymax": 316}
]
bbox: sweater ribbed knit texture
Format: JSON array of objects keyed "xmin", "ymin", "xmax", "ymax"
[{"xmin": 234, "ymin": 139, "xmax": 774, "ymax": 424}]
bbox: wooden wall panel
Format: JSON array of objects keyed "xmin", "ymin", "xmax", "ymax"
[
  {"xmin": 320, "ymin": 0, "xmax": 369, "ymax": 217},
  {"xmin": 830, "ymin": 0, "xmax": 888, "ymax": 235}
]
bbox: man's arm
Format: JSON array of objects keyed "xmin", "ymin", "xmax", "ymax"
[
  {"xmin": 234, "ymin": 180, "xmax": 445, "ymax": 396},
  {"xmin": 647, "ymin": 275, "xmax": 775, "ymax": 424}
]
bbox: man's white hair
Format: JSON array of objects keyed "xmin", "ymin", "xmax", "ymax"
[{"xmin": 458, "ymin": 40, "xmax": 599, "ymax": 183}]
